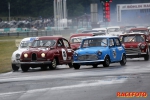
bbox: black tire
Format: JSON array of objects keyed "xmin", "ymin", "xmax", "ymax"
[
  {"xmin": 21, "ymin": 65, "xmax": 29, "ymax": 72},
  {"xmin": 73, "ymin": 63, "xmax": 80, "ymax": 69},
  {"xmin": 41, "ymin": 66, "xmax": 47, "ymax": 70},
  {"xmin": 120, "ymin": 54, "xmax": 126, "ymax": 66},
  {"xmin": 68, "ymin": 63, "xmax": 73, "ymax": 68},
  {"xmin": 92, "ymin": 64, "xmax": 98, "ymax": 68},
  {"xmin": 49, "ymin": 58, "xmax": 57, "ymax": 70},
  {"xmin": 144, "ymin": 54, "xmax": 149, "ymax": 61},
  {"xmin": 12, "ymin": 64, "xmax": 19, "ymax": 71},
  {"xmin": 103, "ymin": 56, "xmax": 110, "ymax": 67}
]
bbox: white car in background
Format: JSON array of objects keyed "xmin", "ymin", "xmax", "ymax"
[
  {"xmin": 11, "ymin": 37, "xmax": 36, "ymax": 71},
  {"xmin": 107, "ymin": 26, "xmax": 123, "ymax": 36},
  {"xmin": 92, "ymin": 28, "xmax": 107, "ymax": 34}
]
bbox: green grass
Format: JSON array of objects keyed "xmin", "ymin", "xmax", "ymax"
[
  {"xmin": 0, "ymin": 36, "xmax": 24, "ymax": 40},
  {"xmin": 0, "ymin": 36, "xmax": 25, "ymax": 73}
]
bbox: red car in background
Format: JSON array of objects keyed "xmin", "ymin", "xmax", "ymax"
[
  {"xmin": 69, "ymin": 33, "xmax": 94, "ymax": 50},
  {"xmin": 120, "ymin": 33, "xmax": 149, "ymax": 60}
]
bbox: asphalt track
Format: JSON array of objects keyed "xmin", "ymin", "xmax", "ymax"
[{"xmin": 0, "ymin": 58, "xmax": 150, "ymax": 100}]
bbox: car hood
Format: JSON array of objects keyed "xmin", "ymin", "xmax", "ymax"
[
  {"xmin": 122, "ymin": 42, "xmax": 141, "ymax": 48},
  {"xmin": 23, "ymin": 47, "xmax": 50, "ymax": 54},
  {"xmin": 76, "ymin": 47, "xmax": 107, "ymax": 55}
]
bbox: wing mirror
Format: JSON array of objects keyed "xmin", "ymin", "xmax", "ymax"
[
  {"xmin": 50, "ymin": 47, "xmax": 54, "ymax": 49},
  {"xmin": 146, "ymin": 39, "xmax": 149, "ymax": 42}
]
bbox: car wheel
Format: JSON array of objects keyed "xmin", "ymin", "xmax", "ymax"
[
  {"xmin": 21, "ymin": 65, "xmax": 29, "ymax": 72},
  {"xmin": 103, "ymin": 56, "xmax": 110, "ymax": 67},
  {"xmin": 41, "ymin": 66, "xmax": 47, "ymax": 70},
  {"xmin": 49, "ymin": 58, "xmax": 57, "ymax": 70},
  {"xmin": 92, "ymin": 64, "xmax": 98, "ymax": 68},
  {"xmin": 68, "ymin": 63, "xmax": 73, "ymax": 68},
  {"xmin": 73, "ymin": 63, "xmax": 80, "ymax": 69},
  {"xmin": 120, "ymin": 54, "xmax": 126, "ymax": 66},
  {"xmin": 144, "ymin": 53, "xmax": 149, "ymax": 61},
  {"xmin": 12, "ymin": 64, "xmax": 19, "ymax": 71}
]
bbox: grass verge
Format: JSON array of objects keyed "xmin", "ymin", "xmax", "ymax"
[{"xmin": 0, "ymin": 36, "xmax": 25, "ymax": 73}]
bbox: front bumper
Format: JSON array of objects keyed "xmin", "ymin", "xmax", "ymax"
[
  {"xmin": 126, "ymin": 53, "xmax": 147, "ymax": 58},
  {"xmin": 73, "ymin": 60, "xmax": 104, "ymax": 65},
  {"xmin": 20, "ymin": 61, "xmax": 51, "ymax": 65}
]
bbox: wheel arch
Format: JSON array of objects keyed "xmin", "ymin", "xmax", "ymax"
[
  {"xmin": 104, "ymin": 54, "xmax": 111, "ymax": 62},
  {"xmin": 121, "ymin": 53, "xmax": 126, "ymax": 60}
]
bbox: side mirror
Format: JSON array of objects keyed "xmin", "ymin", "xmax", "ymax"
[
  {"xmin": 146, "ymin": 39, "xmax": 149, "ymax": 42},
  {"xmin": 50, "ymin": 47, "xmax": 54, "ymax": 49}
]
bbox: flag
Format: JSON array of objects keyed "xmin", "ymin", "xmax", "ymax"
[{"xmin": 8, "ymin": 2, "xmax": 10, "ymax": 10}]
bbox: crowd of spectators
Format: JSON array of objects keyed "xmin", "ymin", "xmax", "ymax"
[{"xmin": 0, "ymin": 17, "xmax": 54, "ymax": 30}]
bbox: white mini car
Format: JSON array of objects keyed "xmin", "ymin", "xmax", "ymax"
[
  {"xmin": 107, "ymin": 26, "xmax": 123, "ymax": 36},
  {"xmin": 11, "ymin": 37, "xmax": 36, "ymax": 71}
]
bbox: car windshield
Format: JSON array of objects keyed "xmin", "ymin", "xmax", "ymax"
[
  {"xmin": 107, "ymin": 28, "xmax": 120, "ymax": 32},
  {"xmin": 70, "ymin": 36, "xmax": 92, "ymax": 43},
  {"xmin": 20, "ymin": 41, "xmax": 32, "ymax": 48},
  {"xmin": 121, "ymin": 35, "xmax": 145, "ymax": 43},
  {"xmin": 82, "ymin": 38, "xmax": 108, "ymax": 48},
  {"xmin": 131, "ymin": 30, "xmax": 148, "ymax": 34},
  {"xmin": 32, "ymin": 40, "xmax": 56, "ymax": 47}
]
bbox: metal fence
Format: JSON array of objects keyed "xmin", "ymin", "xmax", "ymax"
[{"xmin": 0, "ymin": 29, "xmax": 77, "ymax": 40}]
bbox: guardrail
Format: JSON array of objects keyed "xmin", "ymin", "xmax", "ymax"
[{"xmin": 0, "ymin": 29, "xmax": 77, "ymax": 40}]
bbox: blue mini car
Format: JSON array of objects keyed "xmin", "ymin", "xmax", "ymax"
[{"xmin": 73, "ymin": 36, "xmax": 126, "ymax": 69}]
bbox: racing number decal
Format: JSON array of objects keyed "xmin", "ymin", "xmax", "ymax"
[
  {"xmin": 61, "ymin": 48, "xmax": 67, "ymax": 60},
  {"xmin": 113, "ymin": 50, "xmax": 116, "ymax": 58}
]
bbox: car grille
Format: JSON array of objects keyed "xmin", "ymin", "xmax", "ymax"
[
  {"xmin": 32, "ymin": 53, "xmax": 37, "ymax": 61},
  {"xmin": 125, "ymin": 48, "xmax": 141, "ymax": 54},
  {"xmin": 78, "ymin": 54, "xmax": 98, "ymax": 61}
]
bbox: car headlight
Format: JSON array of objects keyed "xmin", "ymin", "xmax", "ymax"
[
  {"xmin": 41, "ymin": 53, "xmax": 45, "ymax": 58},
  {"xmin": 24, "ymin": 53, "xmax": 28, "ymax": 58},
  {"xmin": 16, "ymin": 54, "xmax": 20, "ymax": 60},
  {"xmin": 74, "ymin": 52, "xmax": 78, "ymax": 57},
  {"xmin": 97, "ymin": 51, "xmax": 102, "ymax": 56},
  {"xmin": 140, "ymin": 44, "xmax": 146, "ymax": 49}
]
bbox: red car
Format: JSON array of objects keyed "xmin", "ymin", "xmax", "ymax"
[
  {"xmin": 120, "ymin": 33, "xmax": 149, "ymax": 60},
  {"xmin": 69, "ymin": 33, "xmax": 94, "ymax": 50},
  {"xmin": 20, "ymin": 36, "xmax": 73, "ymax": 72},
  {"xmin": 129, "ymin": 28, "xmax": 150, "ymax": 47}
]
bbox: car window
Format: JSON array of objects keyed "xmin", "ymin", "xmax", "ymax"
[
  {"xmin": 32, "ymin": 40, "xmax": 55, "ymax": 47},
  {"xmin": 109, "ymin": 39, "xmax": 115, "ymax": 47},
  {"xmin": 114, "ymin": 38, "xmax": 121, "ymax": 46},
  {"xmin": 121, "ymin": 35, "xmax": 145, "ymax": 42},
  {"xmin": 63, "ymin": 39, "xmax": 70, "ymax": 48},
  {"xmin": 70, "ymin": 36, "xmax": 92, "ymax": 43},
  {"xmin": 82, "ymin": 38, "xmax": 107, "ymax": 48},
  {"xmin": 20, "ymin": 41, "xmax": 31, "ymax": 48},
  {"xmin": 57, "ymin": 39, "xmax": 64, "ymax": 47}
]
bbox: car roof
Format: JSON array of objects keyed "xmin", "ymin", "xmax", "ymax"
[
  {"xmin": 36, "ymin": 36, "xmax": 63, "ymax": 40},
  {"xmin": 83, "ymin": 35, "xmax": 118, "ymax": 40},
  {"xmin": 92, "ymin": 28, "xmax": 107, "ymax": 30},
  {"xmin": 120, "ymin": 32, "xmax": 145, "ymax": 35},
  {"xmin": 130, "ymin": 28, "xmax": 148, "ymax": 30},
  {"xmin": 107, "ymin": 26, "xmax": 120, "ymax": 28},
  {"xmin": 21, "ymin": 37, "xmax": 37, "ymax": 42},
  {"xmin": 70, "ymin": 33, "xmax": 93, "ymax": 37}
]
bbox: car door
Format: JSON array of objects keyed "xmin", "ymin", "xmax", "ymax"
[
  {"xmin": 62, "ymin": 39, "xmax": 73, "ymax": 62},
  {"xmin": 109, "ymin": 38, "xmax": 117, "ymax": 62},
  {"xmin": 56, "ymin": 39, "xmax": 67, "ymax": 64},
  {"xmin": 114, "ymin": 38, "xmax": 123, "ymax": 61}
]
